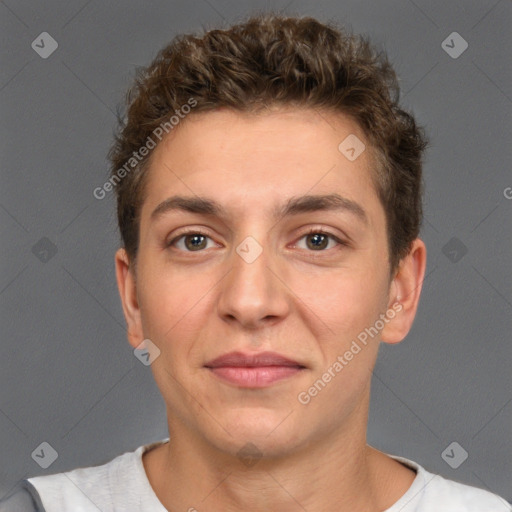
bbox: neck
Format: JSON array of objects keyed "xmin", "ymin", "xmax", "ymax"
[{"xmin": 143, "ymin": 392, "xmax": 415, "ymax": 511}]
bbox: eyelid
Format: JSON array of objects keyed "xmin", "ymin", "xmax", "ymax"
[
  {"xmin": 293, "ymin": 227, "xmax": 348, "ymax": 249},
  {"xmin": 166, "ymin": 227, "xmax": 217, "ymax": 248},
  {"xmin": 166, "ymin": 226, "xmax": 349, "ymax": 251}
]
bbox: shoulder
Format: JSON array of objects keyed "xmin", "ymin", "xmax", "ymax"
[
  {"xmin": 23, "ymin": 445, "xmax": 145, "ymax": 509},
  {"xmin": 0, "ymin": 481, "xmax": 46, "ymax": 512},
  {"xmin": 18, "ymin": 439, "xmax": 169, "ymax": 511},
  {"xmin": 423, "ymin": 474, "xmax": 511, "ymax": 511},
  {"xmin": 387, "ymin": 455, "xmax": 511, "ymax": 512}
]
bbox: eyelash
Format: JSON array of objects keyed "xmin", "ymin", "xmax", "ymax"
[{"xmin": 166, "ymin": 227, "xmax": 347, "ymax": 253}]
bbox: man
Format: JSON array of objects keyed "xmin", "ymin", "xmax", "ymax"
[{"xmin": 2, "ymin": 12, "xmax": 509, "ymax": 512}]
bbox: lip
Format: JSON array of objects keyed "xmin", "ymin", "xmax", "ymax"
[
  {"xmin": 205, "ymin": 351, "xmax": 305, "ymax": 368},
  {"xmin": 204, "ymin": 351, "xmax": 306, "ymax": 388}
]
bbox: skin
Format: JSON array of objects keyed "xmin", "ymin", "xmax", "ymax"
[{"xmin": 115, "ymin": 107, "xmax": 427, "ymax": 511}]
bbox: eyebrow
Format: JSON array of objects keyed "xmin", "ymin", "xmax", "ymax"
[{"xmin": 150, "ymin": 193, "xmax": 368, "ymax": 225}]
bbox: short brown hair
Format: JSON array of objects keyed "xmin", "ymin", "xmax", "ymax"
[{"xmin": 109, "ymin": 13, "xmax": 428, "ymax": 274}]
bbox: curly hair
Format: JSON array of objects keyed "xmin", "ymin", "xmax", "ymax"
[{"xmin": 108, "ymin": 12, "xmax": 428, "ymax": 274}]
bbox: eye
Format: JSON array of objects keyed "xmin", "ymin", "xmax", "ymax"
[
  {"xmin": 167, "ymin": 228, "xmax": 346, "ymax": 253},
  {"xmin": 168, "ymin": 231, "xmax": 217, "ymax": 252},
  {"xmin": 295, "ymin": 229, "xmax": 346, "ymax": 251}
]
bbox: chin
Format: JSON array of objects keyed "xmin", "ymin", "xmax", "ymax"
[{"xmin": 209, "ymin": 410, "xmax": 306, "ymax": 459}]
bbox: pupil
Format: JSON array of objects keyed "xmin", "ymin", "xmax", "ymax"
[
  {"xmin": 308, "ymin": 233, "xmax": 327, "ymax": 250},
  {"xmin": 186, "ymin": 235, "xmax": 206, "ymax": 250},
  {"xmin": 183, "ymin": 233, "xmax": 329, "ymax": 251}
]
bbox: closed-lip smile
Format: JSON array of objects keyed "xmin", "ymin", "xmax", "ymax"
[{"xmin": 204, "ymin": 351, "xmax": 307, "ymax": 388}]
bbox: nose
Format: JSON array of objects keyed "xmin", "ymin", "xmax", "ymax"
[{"xmin": 216, "ymin": 237, "xmax": 290, "ymax": 329}]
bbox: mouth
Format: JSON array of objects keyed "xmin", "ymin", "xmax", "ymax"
[{"xmin": 204, "ymin": 351, "xmax": 307, "ymax": 388}]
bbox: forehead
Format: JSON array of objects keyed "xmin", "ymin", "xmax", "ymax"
[{"xmin": 140, "ymin": 107, "xmax": 383, "ymax": 225}]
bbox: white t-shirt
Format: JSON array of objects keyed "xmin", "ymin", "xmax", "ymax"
[{"xmin": 1, "ymin": 438, "xmax": 510, "ymax": 511}]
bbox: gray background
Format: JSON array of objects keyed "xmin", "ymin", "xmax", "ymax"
[{"xmin": 1, "ymin": 0, "xmax": 511, "ymax": 504}]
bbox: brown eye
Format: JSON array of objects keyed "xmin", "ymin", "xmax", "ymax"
[
  {"xmin": 184, "ymin": 234, "xmax": 208, "ymax": 251},
  {"xmin": 306, "ymin": 233, "xmax": 329, "ymax": 250},
  {"xmin": 168, "ymin": 232, "xmax": 215, "ymax": 252},
  {"xmin": 296, "ymin": 231, "xmax": 344, "ymax": 251}
]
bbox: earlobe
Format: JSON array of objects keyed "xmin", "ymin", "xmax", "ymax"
[
  {"xmin": 381, "ymin": 239, "xmax": 427, "ymax": 345},
  {"xmin": 115, "ymin": 248, "xmax": 144, "ymax": 349}
]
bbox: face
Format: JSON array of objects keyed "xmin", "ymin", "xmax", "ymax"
[{"xmin": 116, "ymin": 107, "xmax": 423, "ymax": 459}]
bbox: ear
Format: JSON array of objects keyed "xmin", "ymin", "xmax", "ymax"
[
  {"xmin": 115, "ymin": 248, "xmax": 144, "ymax": 349},
  {"xmin": 380, "ymin": 238, "xmax": 427, "ymax": 345}
]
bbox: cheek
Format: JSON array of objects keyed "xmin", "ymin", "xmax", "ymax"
[
  {"xmin": 137, "ymin": 270, "xmax": 213, "ymax": 403},
  {"xmin": 137, "ymin": 265, "xmax": 213, "ymax": 344},
  {"xmin": 290, "ymin": 267, "xmax": 388, "ymax": 340},
  {"xmin": 294, "ymin": 272, "xmax": 387, "ymax": 417}
]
